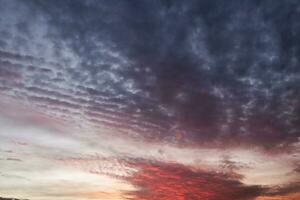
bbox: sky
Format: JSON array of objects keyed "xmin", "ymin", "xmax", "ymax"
[{"xmin": 0, "ymin": 0, "xmax": 299, "ymax": 200}]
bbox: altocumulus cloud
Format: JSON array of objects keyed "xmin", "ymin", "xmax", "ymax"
[
  {"xmin": 0, "ymin": 0, "xmax": 299, "ymax": 151},
  {"xmin": 0, "ymin": 0, "xmax": 300, "ymax": 152},
  {"xmin": 0, "ymin": 1, "xmax": 300, "ymax": 199}
]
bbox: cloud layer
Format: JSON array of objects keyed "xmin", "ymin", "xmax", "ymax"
[
  {"xmin": 0, "ymin": 1, "xmax": 299, "ymax": 200},
  {"xmin": 1, "ymin": 0, "xmax": 299, "ymax": 151}
]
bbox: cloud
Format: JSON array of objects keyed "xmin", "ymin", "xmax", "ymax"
[
  {"xmin": 1, "ymin": 0, "xmax": 298, "ymax": 151},
  {"xmin": 118, "ymin": 158, "xmax": 300, "ymax": 200},
  {"xmin": 30, "ymin": 0, "xmax": 300, "ymax": 149},
  {"xmin": 265, "ymin": 182, "xmax": 300, "ymax": 197},
  {"xmin": 294, "ymin": 165, "xmax": 300, "ymax": 173},
  {"xmin": 0, "ymin": 10, "xmax": 299, "ymax": 199},
  {"xmin": 6, "ymin": 158, "xmax": 22, "ymax": 162},
  {"xmin": 120, "ymin": 159, "xmax": 264, "ymax": 200},
  {"xmin": 0, "ymin": 1, "xmax": 299, "ymax": 199}
]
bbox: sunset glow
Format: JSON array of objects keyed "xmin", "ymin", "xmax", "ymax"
[{"xmin": 0, "ymin": 0, "xmax": 299, "ymax": 200}]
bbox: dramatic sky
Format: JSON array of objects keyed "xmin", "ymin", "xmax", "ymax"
[{"xmin": 0, "ymin": 0, "xmax": 299, "ymax": 200}]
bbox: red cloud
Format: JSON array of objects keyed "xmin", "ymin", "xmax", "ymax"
[{"xmin": 122, "ymin": 159, "xmax": 263, "ymax": 200}]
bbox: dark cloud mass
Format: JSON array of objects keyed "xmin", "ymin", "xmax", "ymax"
[{"xmin": 0, "ymin": 0, "xmax": 299, "ymax": 151}]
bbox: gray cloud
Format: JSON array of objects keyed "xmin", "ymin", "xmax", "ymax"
[
  {"xmin": 6, "ymin": 158, "xmax": 22, "ymax": 162},
  {"xmin": 0, "ymin": 0, "xmax": 299, "ymax": 151},
  {"xmin": 264, "ymin": 182, "xmax": 300, "ymax": 197}
]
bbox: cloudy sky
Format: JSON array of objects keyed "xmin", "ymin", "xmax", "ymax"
[{"xmin": 0, "ymin": 0, "xmax": 299, "ymax": 200}]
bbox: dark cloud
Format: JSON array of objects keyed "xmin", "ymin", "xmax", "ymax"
[
  {"xmin": 263, "ymin": 182, "xmax": 300, "ymax": 197},
  {"xmin": 0, "ymin": 198, "xmax": 29, "ymax": 200},
  {"xmin": 0, "ymin": 0, "xmax": 299, "ymax": 151},
  {"xmin": 6, "ymin": 158, "xmax": 22, "ymax": 162},
  {"xmin": 218, "ymin": 155, "xmax": 251, "ymax": 180},
  {"xmin": 294, "ymin": 165, "xmax": 300, "ymax": 173}
]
